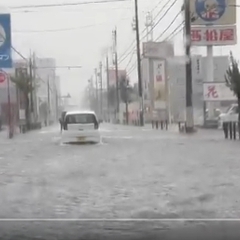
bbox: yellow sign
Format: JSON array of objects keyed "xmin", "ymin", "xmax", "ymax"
[{"xmin": 190, "ymin": 0, "xmax": 236, "ymax": 26}]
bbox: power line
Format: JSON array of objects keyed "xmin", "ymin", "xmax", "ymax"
[
  {"xmin": 145, "ymin": 0, "xmax": 178, "ymax": 40},
  {"xmin": 166, "ymin": 2, "xmax": 216, "ymax": 42},
  {"xmin": 126, "ymin": 1, "xmax": 234, "ymax": 77},
  {"xmin": 34, "ymin": 66, "xmax": 82, "ymax": 69},
  {"xmin": 13, "ymin": 18, "xmax": 130, "ymax": 33},
  {"xmin": 150, "ymin": 0, "xmax": 165, "ymax": 13},
  {"xmin": 119, "ymin": 0, "xmax": 177, "ymax": 65},
  {"xmin": 118, "ymin": 48, "xmax": 135, "ymax": 65},
  {"xmin": 118, "ymin": 0, "xmax": 170, "ymax": 63},
  {"xmin": 13, "ymin": 6, "xmax": 132, "ymax": 13},
  {"xmin": 127, "ymin": 61, "xmax": 137, "ymax": 76},
  {"xmin": 165, "ymin": 21, "xmax": 184, "ymax": 41},
  {"xmin": 125, "ymin": 50, "xmax": 135, "ymax": 70},
  {"xmin": 11, "ymin": 0, "xmax": 130, "ymax": 9},
  {"xmin": 155, "ymin": 10, "xmax": 182, "ymax": 41},
  {"xmin": 126, "ymin": 19, "xmax": 183, "ymax": 76}
]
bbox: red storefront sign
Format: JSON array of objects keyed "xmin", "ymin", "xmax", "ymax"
[{"xmin": 191, "ymin": 25, "xmax": 237, "ymax": 46}]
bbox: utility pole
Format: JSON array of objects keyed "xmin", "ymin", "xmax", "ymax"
[
  {"xmin": 29, "ymin": 54, "xmax": 34, "ymax": 114},
  {"xmin": 87, "ymin": 78, "xmax": 92, "ymax": 109},
  {"xmin": 47, "ymin": 76, "xmax": 50, "ymax": 126},
  {"xmin": 56, "ymin": 91, "xmax": 59, "ymax": 120},
  {"xmin": 94, "ymin": 68, "xmax": 99, "ymax": 116},
  {"xmin": 99, "ymin": 61, "xmax": 103, "ymax": 120},
  {"xmin": 125, "ymin": 79, "xmax": 129, "ymax": 125},
  {"xmin": 106, "ymin": 55, "xmax": 110, "ymax": 121},
  {"xmin": 113, "ymin": 28, "xmax": 119, "ymax": 122},
  {"xmin": 7, "ymin": 73, "xmax": 13, "ymax": 138},
  {"xmin": 134, "ymin": 0, "xmax": 144, "ymax": 126},
  {"xmin": 184, "ymin": 0, "xmax": 194, "ymax": 132}
]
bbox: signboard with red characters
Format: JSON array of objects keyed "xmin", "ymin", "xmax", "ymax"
[
  {"xmin": 191, "ymin": 25, "xmax": 237, "ymax": 46},
  {"xmin": 203, "ymin": 82, "xmax": 236, "ymax": 101}
]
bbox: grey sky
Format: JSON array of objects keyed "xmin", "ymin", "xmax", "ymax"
[{"xmin": 1, "ymin": 0, "xmax": 240, "ymax": 104}]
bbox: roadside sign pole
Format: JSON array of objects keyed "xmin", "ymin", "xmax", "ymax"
[
  {"xmin": 184, "ymin": 0, "xmax": 194, "ymax": 132},
  {"xmin": 206, "ymin": 44, "xmax": 215, "ymax": 119},
  {"xmin": 106, "ymin": 55, "xmax": 110, "ymax": 121},
  {"xmin": 7, "ymin": 74, "xmax": 13, "ymax": 138}
]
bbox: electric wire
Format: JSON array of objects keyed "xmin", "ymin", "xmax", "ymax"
[
  {"xmin": 11, "ymin": 0, "xmax": 130, "ymax": 9},
  {"xmin": 117, "ymin": 0, "xmax": 166, "ymax": 62},
  {"xmin": 155, "ymin": 10, "xmax": 182, "ymax": 41},
  {"xmin": 126, "ymin": 15, "xmax": 184, "ymax": 76},
  {"xmin": 13, "ymin": 18, "xmax": 130, "ymax": 33},
  {"xmin": 119, "ymin": 0, "xmax": 178, "ymax": 65}
]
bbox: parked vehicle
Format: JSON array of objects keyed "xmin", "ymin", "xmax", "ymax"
[
  {"xmin": 218, "ymin": 104, "xmax": 239, "ymax": 129},
  {"xmin": 61, "ymin": 110, "xmax": 101, "ymax": 144}
]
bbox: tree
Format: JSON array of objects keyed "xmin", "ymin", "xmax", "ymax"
[
  {"xmin": 225, "ymin": 51, "xmax": 240, "ymax": 123},
  {"xmin": 11, "ymin": 73, "xmax": 34, "ymax": 130},
  {"xmin": 119, "ymin": 75, "xmax": 135, "ymax": 103},
  {"xmin": 119, "ymin": 75, "xmax": 128, "ymax": 103}
]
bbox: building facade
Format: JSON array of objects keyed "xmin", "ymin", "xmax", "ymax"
[{"xmin": 167, "ymin": 55, "xmax": 229, "ymax": 124}]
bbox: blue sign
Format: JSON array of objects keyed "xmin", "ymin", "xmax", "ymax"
[
  {"xmin": 0, "ymin": 14, "xmax": 12, "ymax": 68},
  {"xmin": 195, "ymin": 0, "xmax": 226, "ymax": 22}
]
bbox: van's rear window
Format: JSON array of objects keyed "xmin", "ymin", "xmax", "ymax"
[{"xmin": 65, "ymin": 114, "xmax": 97, "ymax": 124}]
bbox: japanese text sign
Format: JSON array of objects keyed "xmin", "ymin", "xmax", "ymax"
[
  {"xmin": 191, "ymin": 25, "xmax": 237, "ymax": 46},
  {"xmin": 190, "ymin": 0, "xmax": 236, "ymax": 26},
  {"xmin": 203, "ymin": 82, "xmax": 236, "ymax": 101},
  {"xmin": 0, "ymin": 14, "xmax": 12, "ymax": 68}
]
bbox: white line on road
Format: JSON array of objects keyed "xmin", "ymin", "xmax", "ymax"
[{"xmin": 0, "ymin": 219, "xmax": 239, "ymax": 221}]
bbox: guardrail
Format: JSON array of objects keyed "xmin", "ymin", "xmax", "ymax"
[{"xmin": 223, "ymin": 121, "xmax": 240, "ymax": 140}]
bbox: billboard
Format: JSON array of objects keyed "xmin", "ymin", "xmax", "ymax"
[
  {"xmin": 190, "ymin": 0, "xmax": 236, "ymax": 26},
  {"xmin": 191, "ymin": 25, "xmax": 237, "ymax": 46},
  {"xmin": 108, "ymin": 69, "xmax": 127, "ymax": 87},
  {"xmin": 142, "ymin": 41, "xmax": 174, "ymax": 59},
  {"xmin": 203, "ymin": 82, "xmax": 236, "ymax": 101},
  {"xmin": 153, "ymin": 60, "xmax": 166, "ymax": 109},
  {"xmin": 0, "ymin": 14, "xmax": 12, "ymax": 68}
]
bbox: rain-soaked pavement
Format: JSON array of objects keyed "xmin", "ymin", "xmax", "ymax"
[{"xmin": 0, "ymin": 123, "xmax": 240, "ymax": 239}]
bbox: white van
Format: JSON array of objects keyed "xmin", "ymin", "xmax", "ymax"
[{"xmin": 61, "ymin": 110, "xmax": 101, "ymax": 143}]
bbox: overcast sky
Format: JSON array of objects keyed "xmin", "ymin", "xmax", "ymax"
[{"xmin": 1, "ymin": 0, "xmax": 240, "ymax": 105}]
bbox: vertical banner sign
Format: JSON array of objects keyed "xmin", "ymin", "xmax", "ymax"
[
  {"xmin": 0, "ymin": 14, "xmax": 12, "ymax": 68},
  {"xmin": 153, "ymin": 60, "xmax": 166, "ymax": 109}
]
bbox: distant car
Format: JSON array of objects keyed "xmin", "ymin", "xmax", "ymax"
[
  {"xmin": 218, "ymin": 104, "xmax": 239, "ymax": 129},
  {"xmin": 61, "ymin": 110, "xmax": 101, "ymax": 144}
]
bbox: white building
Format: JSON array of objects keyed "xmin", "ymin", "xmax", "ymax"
[{"xmin": 167, "ymin": 55, "xmax": 229, "ymax": 124}]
